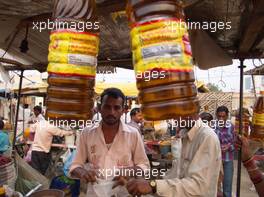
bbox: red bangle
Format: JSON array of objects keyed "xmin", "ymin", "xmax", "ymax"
[
  {"xmin": 243, "ymin": 156, "xmax": 254, "ymax": 165},
  {"xmin": 243, "ymin": 158, "xmax": 255, "ymax": 169},
  {"xmin": 251, "ymin": 173, "xmax": 263, "ymax": 185}
]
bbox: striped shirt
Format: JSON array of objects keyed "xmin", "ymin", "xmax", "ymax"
[{"xmin": 214, "ymin": 123, "xmax": 235, "ymax": 161}]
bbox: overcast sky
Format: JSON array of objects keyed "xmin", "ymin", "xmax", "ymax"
[{"xmin": 95, "ymin": 59, "xmax": 263, "ymax": 92}]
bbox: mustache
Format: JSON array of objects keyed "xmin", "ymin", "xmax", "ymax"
[{"xmin": 105, "ymin": 115, "xmax": 117, "ymax": 120}]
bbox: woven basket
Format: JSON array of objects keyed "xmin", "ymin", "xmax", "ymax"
[{"xmin": 0, "ymin": 159, "xmax": 17, "ymax": 189}]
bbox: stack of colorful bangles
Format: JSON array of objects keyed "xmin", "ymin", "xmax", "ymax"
[{"xmin": 243, "ymin": 157, "xmax": 263, "ymax": 185}]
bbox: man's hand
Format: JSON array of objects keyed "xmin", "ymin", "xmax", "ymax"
[
  {"xmin": 112, "ymin": 167, "xmax": 135, "ymax": 188},
  {"xmin": 72, "ymin": 167, "xmax": 98, "ymax": 183},
  {"xmin": 112, "ymin": 166, "xmax": 144, "ymax": 188},
  {"xmin": 81, "ymin": 169, "xmax": 98, "ymax": 183},
  {"xmin": 126, "ymin": 178, "xmax": 152, "ymax": 196},
  {"xmin": 221, "ymin": 144, "xmax": 230, "ymax": 152},
  {"xmin": 112, "ymin": 176, "xmax": 129, "ymax": 189}
]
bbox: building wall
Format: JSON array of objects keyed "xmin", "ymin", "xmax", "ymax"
[
  {"xmin": 244, "ymin": 75, "xmax": 264, "ymax": 93},
  {"xmin": 198, "ymin": 92, "xmax": 257, "ymax": 118}
]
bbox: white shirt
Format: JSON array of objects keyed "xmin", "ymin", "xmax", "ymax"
[
  {"xmin": 29, "ymin": 113, "xmax": 45, "ymax": 123},
  {"xmin": 70, "ymin": 120, "xmax": 150, "ymax": 196},
  {"xmin": 30, "ymin": 120, "xmax": 70, "ymax": 153},
  {"xmin": 156, "ymin": 119, "xmax": 221, "ymax": 197}
]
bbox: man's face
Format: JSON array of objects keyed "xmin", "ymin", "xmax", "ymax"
[
  {"xmin": 33, "ymin": 109, "xmax": 40, "ymax": 116},
  {"xmin": 132, "ymin": 112, "xmax": 143, "ymax": 124},
  {"xmin": 99, "ymin": 95, "xmax": 124, "ymax": 125},
  {"xmin": 217, "ymin": 111, "xmax": 228, "ymax": 123}
]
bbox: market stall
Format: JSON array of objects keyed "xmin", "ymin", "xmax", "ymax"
[{"xmin": 0, "ymin": 0, "xmax": 263, "ymax": 196}]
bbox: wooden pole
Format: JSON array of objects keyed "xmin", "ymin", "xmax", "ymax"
[
  {"xmin": 12, "ymin": 70, "xmax": 24, "ymax": 151},
  {"xmin": 236, "ymin": 59, "xmax": 245, "ymax": 197},
  {"xmin": 251, "ymin": 74, "xmax": 257, "ymax": 98}
]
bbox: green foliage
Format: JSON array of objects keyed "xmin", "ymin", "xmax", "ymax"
[{"xmin": 206, "ymin": 83, "xmax": 222, "ymax": 92}]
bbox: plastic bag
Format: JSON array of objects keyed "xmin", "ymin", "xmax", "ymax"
[
  {"xmin": 164, "ymin": 137, "xmax": 182, "ymax": 179},
  {"xmin": 63, "ymin": 149, "xmax": 76, "ymax": 176},
  {"xmin": 171, "ymin": 137, "xmax": 182, "ymax": 160},
  {"xmin": 24, "ymin": 146, "xmax": 32, "ymax": 163},
  {"xmin": 93, "ymin": 180, "xmax": 115, "ymax": 197},
  {"xmin": 61, "ymin": 149, "xmax": 71, "ymax": 163},
  {"xmin": 15, "ymin": 152, "xmax": 49, "ymax": 192}
]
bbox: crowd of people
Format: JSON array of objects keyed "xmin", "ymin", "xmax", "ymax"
[
  {"xmin": 1, "ymin": 87, "xmax": 263, "ymax": 197},
  {"xmin": 69, "ymin": 88, "xmax": 263, "ymax": 197},
  {"xmin": 199, "ymin": 106, "xmax": 263, "ymax": 197}
]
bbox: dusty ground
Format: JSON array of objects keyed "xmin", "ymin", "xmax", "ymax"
[{"xmin": 232, "ymin": 160, "xmax": 258, "ymax": 197}]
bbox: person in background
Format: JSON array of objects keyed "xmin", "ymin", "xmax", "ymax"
[
  {"xmin": 120, "ymin": 114, "xmax": 222, "ymax": 197},
  {"xmin": 92, "ymin": 106, "xmax": 102, "ymax": 123},
  {"xmin": 200, "ymin": 112, "xmax": 224, "ymax": 196},
  {"xmin": 23, "ymin": 104, "xmax": 31, "ymax": 122},
  {"xmin": 215, "ymin": 106, "xmax": 235, "ymax": 197},
  {"xmin": 30, "ymin": 120, "xmax": 74, "ymax": 175},
  {"xmin": 0, "ymin": 120, "xmax": 10, "ymax": 155},
  {"xmin": 235, "ymin": 135, "xmax": 264, "ymax": 197},
  {"xmin": 128, "ymin": 107, "xmax": 144, "ymax": 134},
  {"xmin": 69, "ymin": 88, "xmax": 149, "ymax": 196},
  {"xmin": 39, "ymin": 102, "xmax": 46, "ymax": 115},
  {"xmin": 199, "ymin": 112, "xmax": 214, "ymax": 128},
  {"xmin": 28, "ymin": 105, "xmax": 45, "ymax": 124}
]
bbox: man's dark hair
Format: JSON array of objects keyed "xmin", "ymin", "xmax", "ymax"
[
  {"xmin": 200, "ymin": 112, "xmax": 213, "ymax": 122},
  {"xmin": 0, "ymin": 119, "xmax": 4, "ymax": 130},
  {"xmin": 33, "ymin": 105, "xmax": 42, "ymax": 113},
  {"xmin": 100, "ymin": 88, "xmax": 125, "ymax": 106},
  {"xmin": 216, "ymin": 106, "xmax": 229, "ymax": 114},
  {"xmin": 130, "ymin": 108, "xmax": 141, "ymax": 117}
]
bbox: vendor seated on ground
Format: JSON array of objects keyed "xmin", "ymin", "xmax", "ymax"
[
  {"xmin": 128, "ymin": 107, "xmax": 144, "ymax": 134},
  {"xmin": 30, "ymin": 120, "xmax": 74, "ymax": 175},
  {"xmin": 0, "ymin": 119, "xmax": 10, "ymax": 155},
  {"xmin": 28, "ymin": 105, "xmax": 45, "ymax": 124}
]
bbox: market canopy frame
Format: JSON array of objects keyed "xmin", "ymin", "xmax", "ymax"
[{"xmin": 0, "ymin": 0, "xmax": 263, "ymax": 72}]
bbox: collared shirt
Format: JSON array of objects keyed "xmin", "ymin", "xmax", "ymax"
[
  {"xmin": 30, "ymin": 120, "xmax": 70, "ymax": 153},
  {"xmin": 156, "ymin": 119, "xmax": 221, "ymax": 197},
  {"xmin": 70, "ymin": 120, "xmax": 149, "ymax": 173},
  {"xmin": 214, "ymin": 123, "xmax": 235, "ymax": 161},
  {"xmin": 29, "ymin": 113, "xmax": 45, "ymax": 123},
  {"xmin": 69, "ymin": 120, "xmax": 150, "ymax": 196},
  {"xmin": 128, "ymin": 120, "xmax": 140, "ymax": 130}
]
